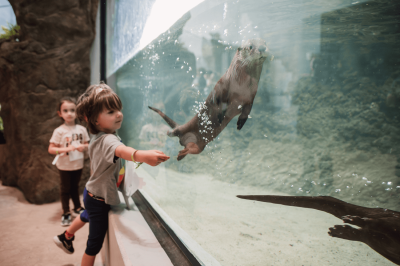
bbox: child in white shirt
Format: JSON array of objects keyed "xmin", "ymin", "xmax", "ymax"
[{"xmin": 48, "ymin": 97, "xmax": 90, "ymax": 226}]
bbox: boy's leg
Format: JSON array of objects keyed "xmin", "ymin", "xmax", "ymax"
[
  {"xmin": 81, "ymin": 253, "xmax": 96, "ymax": 266},
  {"xmin": 67, "ymin": 215, "xmax": 86, "ymax": 235},
  {"xmin": 70, "ymin": 169, "xmax": 83, "ymax": 211},
  {"xmin": 54, "ymin": 209, "xmax": 88, "ymax": 254},
  {"xmin": 84, "ymin": 192, "xmax": 110, "ymax": 258}
]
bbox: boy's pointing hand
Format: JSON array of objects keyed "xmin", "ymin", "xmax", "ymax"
[{"xmin": 135, "ymin": 150, "xmax": 170, "ymax": 166}]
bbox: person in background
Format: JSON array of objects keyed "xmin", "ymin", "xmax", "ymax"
[{"xmin": 48, "ymin": 97, "xmax": 90, "ymax": 226}]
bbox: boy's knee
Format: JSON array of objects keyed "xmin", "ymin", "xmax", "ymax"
[{"xmin": 85, "ymin": 242, "xmax": 103, "ymax": 256}]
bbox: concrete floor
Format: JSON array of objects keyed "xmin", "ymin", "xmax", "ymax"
[{"xmin": 0, "ymin": 182, "xmax": 104, "ymax": 266}]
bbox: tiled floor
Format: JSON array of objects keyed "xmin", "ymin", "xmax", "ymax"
[{"xmin": 0, "ymin": 182, "xmax": 103, "ymax": 266}]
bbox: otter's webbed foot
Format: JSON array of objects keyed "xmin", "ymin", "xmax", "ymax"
[
  {"xmin": 177, "ymin": 142, "xmax": 200, "ymax": 161},
  {"xmin": 237, "ymin": 104, "xmax": 252, "ymax": 130},
  {"xmin": 237, "ymin": 117, "xmax": 247, "ymax": 130},
  {"xmin": 328, "ymin": 225, "xmax": 362, "ymax": 241},
  {"xmin": 342, "ymin": 215, "xmax": 372, "ymax": 227}
]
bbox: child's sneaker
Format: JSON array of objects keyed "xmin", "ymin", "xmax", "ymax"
[
  {"xmin": 61, "ymin": 213, "xmax": 71, "ymax": 226},
  {"xmin": 72, "ymin": 207, "xmax": 85, "ymax": 217},
  {"xmin": 53, "ymin": 231, "xmax": 74, "ymax": 254}
]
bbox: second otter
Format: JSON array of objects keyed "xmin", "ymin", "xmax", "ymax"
[{"xmin": 149, "ymin": 39, "xmax": 269, "ymax": 160}]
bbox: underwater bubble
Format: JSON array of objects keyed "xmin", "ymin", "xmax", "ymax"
[
  {"xmin": 264, "ymin": 135, "xmax": 267, "ymax": 137},
  {"xmin": 387, "ymin": 182, "xmax": 392, "ymax": 185},
  {"xmin": 362, "ymin": 177, "xmax": 367, "ymax": 180},
  {"xmin": 335, "ymin": 189, "xmax": 341, "ymax": 192}
]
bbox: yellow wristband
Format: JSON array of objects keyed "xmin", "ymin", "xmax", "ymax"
[
  {"xmin": 131, "ymin": 150, "xmax": 143, "ymax": 169},
  {"xmin": 56, "ymin": 150, "xmax": 59, "ymax": 155}
]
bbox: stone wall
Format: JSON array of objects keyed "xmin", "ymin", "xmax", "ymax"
[{"xmin": 0, "ymin": 0, "xmax": 99, "ymax": 203}]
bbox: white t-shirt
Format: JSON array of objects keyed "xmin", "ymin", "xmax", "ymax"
[{"xmin": 49, "ymin": 124, "xmax": 90, "ymax": 171}]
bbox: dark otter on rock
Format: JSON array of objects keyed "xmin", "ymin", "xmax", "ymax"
[
  {"xmin": 237, "ymin": 195, "xmax": 400, "ymax": 265},
  {"xmin": 149, "ymin": 39, "xmax": 269, "ymax": 160}
]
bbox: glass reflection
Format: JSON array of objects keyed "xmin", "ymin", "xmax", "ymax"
[{"xmin": 109, "ymin": 0, "xmax": 400, "ymax": 264}]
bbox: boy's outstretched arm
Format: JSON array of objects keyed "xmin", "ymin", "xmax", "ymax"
[{"xmin": 115, "ymin": 145, "xmax": 170, "ymax": 166}]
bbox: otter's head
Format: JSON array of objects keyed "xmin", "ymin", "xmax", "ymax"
[
  {"xmin": 237, "ymin": 39, "xmax": 269, "ymax": 65},
  {"xmin": 230, "ymin": 39, "xmax": 269, "ymax": 82}
]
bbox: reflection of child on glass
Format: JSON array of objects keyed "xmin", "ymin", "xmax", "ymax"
[
  {"xmin": 75, "ymin": 83, "xmax": 170, "ymax": 266},
  {"xmin": 48, "ymin": 97, "xmax": 90, "ymax": 226}
]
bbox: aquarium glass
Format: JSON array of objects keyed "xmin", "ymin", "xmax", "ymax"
[{"xmin": 107, "ymin": 0, "xmax": 400, "ymax": 265}]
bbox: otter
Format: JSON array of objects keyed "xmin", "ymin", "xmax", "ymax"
[
  {"xmin": 237, "ymin": 195, "xmax": 400, "ymax": 265},
  {"xmin": 149, "ymin": 39, "xmax": 269, "ymax": 160}
]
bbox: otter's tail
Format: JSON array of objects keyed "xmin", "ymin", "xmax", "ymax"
[{"xmin": 148, "ymin": 106, "xmax": 178, "ymax": 129}]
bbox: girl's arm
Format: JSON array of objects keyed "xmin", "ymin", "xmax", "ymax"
[
  {"xmin": 115, "ymin": 145, "xmax": 170, "ymax": 166},
  {"xmin": 48, "ymin": 143, "xmax": 76, "ymax": 155}
]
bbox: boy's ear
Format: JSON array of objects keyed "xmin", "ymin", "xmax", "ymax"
[
  {"xmin": 57, "ymin": 111, "xmax": 62, "ymax": 117},
  {"xmin": 84, "ymin": 116, "xmax": 88, "ymax": 123}
]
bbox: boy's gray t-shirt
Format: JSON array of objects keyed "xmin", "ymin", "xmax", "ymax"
[{"xmin": 86, "ymin": 132, "xmax": 124, "ymax": 205}]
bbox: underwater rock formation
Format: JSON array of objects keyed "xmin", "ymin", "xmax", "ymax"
[
  {"xmin": 0, "ymin": 0, "xmax": 98, "ymax": 203},
  {"xmin": 237, "ymin": 195, "xmax": 400, "ymax": 265}
]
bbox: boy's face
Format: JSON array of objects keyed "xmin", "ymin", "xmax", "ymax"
[
  {"xmin": 58, "ymin": 101, "xmax": 76, "ymax": 125},
  {"xmin": 96, "ymin": 107, "xmax": 123, "ymax": 134}
]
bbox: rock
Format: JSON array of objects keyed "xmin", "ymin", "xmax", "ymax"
[{"xmin": 0, "ymin": 0, "xmax": 98, "ymax": 204}]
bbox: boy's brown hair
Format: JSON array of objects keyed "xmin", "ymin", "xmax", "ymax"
[{"xmin": 76, "ymin": 83, "xmax": 122, "ymax": 134}]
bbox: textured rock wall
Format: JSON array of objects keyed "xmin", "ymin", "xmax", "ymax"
[{"xmin": 0, "ymin": 0, "xmax": 99, "ymax": 203}]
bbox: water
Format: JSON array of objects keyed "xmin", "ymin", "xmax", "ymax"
[{"xmin": 109, "ymin": 0, "xmax": 400, "ymax": 264}]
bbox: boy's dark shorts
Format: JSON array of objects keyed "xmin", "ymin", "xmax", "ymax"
[{"xmin": 84, "ymin": 190, "xmax": 110, "ymax": 256}]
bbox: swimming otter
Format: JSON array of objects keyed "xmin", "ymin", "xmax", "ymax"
[
  {"xmin": 237, "ymin": 195, "xmax": 400, "ymax": 265},
  {"xmin": 149, "ymin": 39, "xmax": 269, "ymax": 160}
]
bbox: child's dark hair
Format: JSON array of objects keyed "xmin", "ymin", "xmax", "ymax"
[
  {"xmin": 58, "ymin": 96, "xmax": 76, "ymax": 122},
  {"xmin": 76, "ymin": 83, "xmax": 122, "ymax": 134}
]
